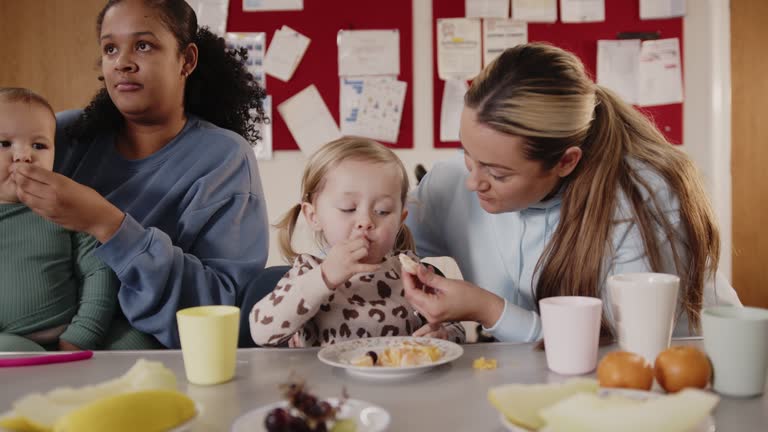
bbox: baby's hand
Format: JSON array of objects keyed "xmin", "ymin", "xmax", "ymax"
[
  {"xmin": 58, "ymin": 340, "xmax": 81, "ymax": 351},
  {"xmin": 320, "ymin": 236, "xmax": 380, "ymax": 288}
]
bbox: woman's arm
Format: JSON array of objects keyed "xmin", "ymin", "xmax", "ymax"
[
  {"xmin": 402, "ymin": 265, "xmax": 541, "ymax": 342},
  {"xmin": 101, "ymin": 192, "xmax": 268, "ymax": 348}
]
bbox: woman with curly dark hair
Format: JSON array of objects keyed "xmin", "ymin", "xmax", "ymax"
[{"xmin": 11, "ymin": 0, "xmax": 269, "ymax": 349}]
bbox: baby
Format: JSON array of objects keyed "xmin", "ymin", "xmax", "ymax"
[
  {"xmin": 250, "ymin": 137, "xmax": 465, "ymax": 347},
  {"xmin": 0, "ymin": 88, "xmax": 117, "ymax": 351}
]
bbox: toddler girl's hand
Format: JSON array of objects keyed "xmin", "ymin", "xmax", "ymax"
[{"xmin": 320, "ymin": 236, "xmax": 381, "ymax": 288}]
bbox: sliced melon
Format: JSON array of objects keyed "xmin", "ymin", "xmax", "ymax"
[
  {"xmin": 53, "ymin": 389, "xmax": 195, "ymax": 432},
  {"xmin": 487, "ymin": 378, "xmax": 599, "ymax": 430},
  {"xmin": 9, "ymin": 359, "xmax": 177, "ymax": 430},
  {"xmin": 539, "ymin": 388, "xmax": 719, "ymax": 432}
]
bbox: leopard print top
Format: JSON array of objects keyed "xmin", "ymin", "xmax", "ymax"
[{"xmin": 249, "ymin": 252, "xmax": 465, "ymax": 347}]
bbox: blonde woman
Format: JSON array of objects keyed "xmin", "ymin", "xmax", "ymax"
[
  {"xmin": 250, "ymin": 137, "xmax": 465, "ymax": 347},
  {"xmin": 403, "ymin": 43, "xmax": 740, "ymax": 343}
]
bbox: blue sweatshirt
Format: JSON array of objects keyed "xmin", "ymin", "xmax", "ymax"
[
  {"xmin": 54, "ymin": 110, "xmax": 269, "ymax": 348},
  {"xmin": 406, "ymin": 153, "xmax": 740, "ymax": 343}
]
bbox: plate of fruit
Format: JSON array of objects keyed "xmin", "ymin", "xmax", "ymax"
[
  {"xmin": 489, "ymin": 346, "xmax": 719, "ymax": 432},
  {"xmin": 317, "ymin": 336, "xmax": 463, "ymax": 378},
  {"xmin": 230, "ymin": 379, "xmax": 390, "ymax": 432}
]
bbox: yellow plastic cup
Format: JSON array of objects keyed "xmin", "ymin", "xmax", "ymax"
[{"xmin": 176, "ymin": 305, "xmax": 240, "ymax": 385}]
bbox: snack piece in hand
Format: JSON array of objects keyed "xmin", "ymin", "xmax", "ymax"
[{"xmin": 398, "ymin": 253, "xmax": 419, "ymax": 274}]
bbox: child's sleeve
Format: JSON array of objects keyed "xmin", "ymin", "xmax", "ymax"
[
  {"xmin": 59, "ymin": 232, "xmax": 119, "ymax": 349},
  {"xmin": 249, "ymin": 254, "xmax": 333, "ymax": 347},
  {"xmin": 441, "ymin": 322, "xmax": 466, "ymax": 344}
]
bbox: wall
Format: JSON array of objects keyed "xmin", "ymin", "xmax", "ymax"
[{"xmin": 0, "ymin": 0, "xmax": 733, "ymax": 277}]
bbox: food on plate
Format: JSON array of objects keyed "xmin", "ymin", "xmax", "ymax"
[
  {"xmin": 596, "ymin": 351, "xmax": 654, "ymax": 391},
  {"xmin": 654, "ymin": 346, "xmax": 712, "ymax": 393},
  {"xmin": 54, "ymin": 389, "xmax": 195, "ymax": 432},
  {"xmin": 487, "ymin": 378, "xmax": 599, "ymax": 430},
  {"xmin": 539, "ymin": 388, "xmax": 720, "ymax": 432},
  {"xmin": 398, "ymin": 253, "xmax": 419, "ymax": 274},
  {"xmin": 265, "ymin": 378, "xmax": 355, "ymax": 432},
  {"xmin": 0, "ymin": 359, "xmax": 178, "ymax": 431},
  {"xmin": 349, "ymin": 341, "xmax": 443, "ymax": 367},
  {"xmin": 473, "ymin": 357, "xmax": 497, "ymax": 370}
]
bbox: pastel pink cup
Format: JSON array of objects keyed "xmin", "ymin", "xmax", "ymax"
[{"xmin": 540, "ymin": 296, "xmax": 603, "ymax": 375}]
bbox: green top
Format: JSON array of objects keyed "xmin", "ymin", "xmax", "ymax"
[{"xmin": 0, "ymin": 204, "xmax": 118, "ymax": 349}]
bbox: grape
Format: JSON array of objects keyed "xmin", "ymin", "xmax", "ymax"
[
  {"xmin": 366, "ymin": 351, "xmax": 378, "ymax": 365},
  {"xmin": 264, "ymin": 408, "xmax": 290, "ymax": 431},
  {"xmin": 287, "ymin": 416, "xmax": 311, "ymax": 432}
]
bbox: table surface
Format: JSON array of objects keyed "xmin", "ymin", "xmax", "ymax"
[{"xmin": 1, "ymin": 339, "xmax": 766, "ymax": 431}]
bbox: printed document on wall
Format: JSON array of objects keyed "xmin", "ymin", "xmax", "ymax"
[
  {"xmin": 640, "ymin": 0, "xmax": 685, "ymax": 20},
  {"xmin": 465, "ymin": 0, "xmax": 509, "ymax": 18},
  {"xmin": 560, "ymin": 0, "xmax": 605, "ymax": 23},
  {"xmin": 437, "ymin": 18, "xmax": 482, "ymax": 81},
  {"xmin": 243, "ymin": 0, "xmax": 303, "ymax": 12},
  {"xmin": 340, "ymin": 76, "xmax": 392, "ymax": 137},
  {"xmin": 225, "ymin": 33, "xmax": 267, "ymax": 89},
  {"xmin": 186, "ymin": 0, "xmax": 229, "ymax": 35},
  {"xmin": 637, "ymin": 38, "xmax": 683, "ymax": 107},
  {"xmin": 263, "ymin": 26, "xmax": 310, "ymax": 82},
  {"xmin": 347, "ymin": 79, "xmax": 407, "ymax": 143},
  {"xmin": 511, "ymin": 0, "xmax": 557, "ymax": 23},
  {"xmin": 440, "ymin": 80, "xmax": 469, "ymax": 142},
  {"xmin": 253, "ymin": 96, "xmax": 273, "ymax": 160},
  {"xmin": 483, "ymin": 19, "xmax": 527, "ymax": 68},
  {"xmin": 278, "ymin": 85, "xmax": 341, "ymax": 155},
  {"xmin": 597, "ymin": 39, "xmax": 640, "ymax": 104},
  {"xmin": 338, "ymin": 30, "xmax": 400, "ymax": 77}
]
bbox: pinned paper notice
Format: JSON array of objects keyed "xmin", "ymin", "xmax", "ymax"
[
  {"xmin": 440, "ymin": 80, "xmax": 468, "ymax": 142},
  {"xmin": 243, "ymin": 0, "xmax": 303, "ymax": 12},
  {"xmin": 483, "ymin": 19, "xmax": 527, "ymax": 68},
  {"xmin": 337, "ymin": 30, "xmax": 400, "ymax": 77},
  {"xmin": 225, "ymin": 32, "xmax": 267, "ymax": 89},
  {"xmin": 637, "ymin": 38, "xmax": 683, "ymax": 107},
  {"xmin": 465, "ymin": 0, "xmax": 510, "ymax": 18},
  {"xmin": 278, "ymin": 85, "xmax": 341, "ymax": 155},
  {"xmin": 560, "ymin": 0, "xmax": 605, "ymax": 23},
  {"xmin": 597, "ymin": 39, "xmax": 641, "ymax": 104},
  {"xmin": 640, "ymin": 0, "xmax": 686, "ymax": 20},
  {"xmin": 186, "ymin": 0, "xmax": 229, "ymax": 35},
  {"xmin": 253, "ymin": 96, "xmax": 273, "ymax": 160},
  {"xmin": 511, "ymin": 0, "xmax": 557, "ymax": 23},
  {"xmin": 340, "ymin": 77, "xmax": 406, "ymax": 143},
  {"xmin": 263, "ymin": 26, "xmax": 310, "ymax": 82},
  {"xmin": 437, "ymin": 18, "xmax": 482, "ymax": 81}
]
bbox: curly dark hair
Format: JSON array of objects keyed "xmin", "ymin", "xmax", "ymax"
[{"xmin": 68, "ymin": 0, "xmax": 267, "ymax": 144}]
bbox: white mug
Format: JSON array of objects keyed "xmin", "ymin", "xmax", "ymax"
[
  {"xmin": 607, "ymin": 273, "xmax": 679, "ymax": 362},
  {"xmin": 702, "ymin": 306, "xmax": 768, "ymax": 397}
]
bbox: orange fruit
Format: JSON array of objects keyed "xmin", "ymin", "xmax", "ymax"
[
  {"xmin": 654, "ymin": 346, "xmax": 712, "ymax": 393},
  {"xmin": 596, "ymin": 351, "xmax": 654, "ymax": 391}
]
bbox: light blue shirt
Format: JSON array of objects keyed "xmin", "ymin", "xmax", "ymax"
[
  {"xmin": 55, "ymin": 110, "xmax": 269, "ymax": 347},
  {"xmin": 406, "ymin": 153, "xmax": 740, "ymax": 342}
]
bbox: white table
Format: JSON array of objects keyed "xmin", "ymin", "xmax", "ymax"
[{"xmin": 2, "ymin": 340, "xmax": 766, "ymax": 431}]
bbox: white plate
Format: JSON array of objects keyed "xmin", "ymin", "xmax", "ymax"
[
  {"xmin": 498, "ymin": 388, "xmax": 716, "ymax": 432},
  {"xmin": 230, "ymin": 398, "xmax": 390, "ymax": 432},
  {"xmin": 317, "ymin": 336, "xmax": 463, "ymax": 378}
]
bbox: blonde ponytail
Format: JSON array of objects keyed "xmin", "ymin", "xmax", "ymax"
[{"xmin": 274, "ymin": 204, "xmax": 303, "ymax": 263}]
